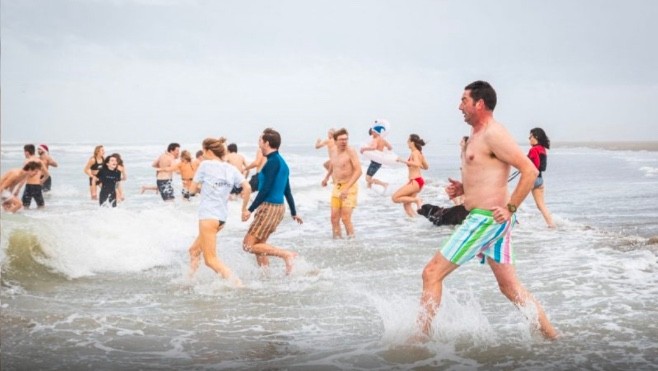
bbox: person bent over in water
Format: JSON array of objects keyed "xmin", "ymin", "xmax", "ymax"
[{"xmin": 1, "ymin": 161, "xmax": 43, "ymax": 213}]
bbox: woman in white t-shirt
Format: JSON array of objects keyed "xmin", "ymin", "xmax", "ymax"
[{"xmin": 187, "ymin": 137, "xmax": 251, "ymax": 286}]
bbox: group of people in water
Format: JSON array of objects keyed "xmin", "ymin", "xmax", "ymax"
[{"xmin": 0, "ymin": 80, "xmax": 558, "ymax": 341}]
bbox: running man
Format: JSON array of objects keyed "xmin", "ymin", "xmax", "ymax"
[
  {"xmin": 315, "ymin": 128, "xmax": 335, "ymax": 170},
  {"xmin": 416, "ymin": 80, "xmax": 557, "ymax": 340},
  {"xmin": 321, "ymin": 128, "xmax": 362, "ymax": 239},
  {"xmin": 226, "ymin": 143, "xmax": 249, "ymax": 199},
  {"xmin": 242, "ymin": 128, "xmax": 303, "ymax": 274},
  {"xmin": 151, "ymin": 143, "xmax": 180, "ymax": 201}
]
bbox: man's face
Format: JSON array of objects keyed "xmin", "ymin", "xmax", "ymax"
[
  {"xmin": 336, "ymin": 134, "xmax": 348, "ymax": 149},
  {"xmin": 459, "ymin": 90, "xmax": 477, "ymax": 125},
  {"xmin": 258, "ymin": 136, "xmax": 268, "ymax": 155},
  {"xmin": 172, "ymin": 147, "xmax": 181, "ymax": 159}
]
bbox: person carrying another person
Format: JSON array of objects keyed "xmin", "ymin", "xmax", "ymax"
[
  {"xmin": 321, "ymin": 128, "xmax": 362, "ymax": 239},
  {"xmin": 225, "ymin": 143, "xmax": 250, "ymax": 199},
  {"xmin": 1, "ymin": 161, "xmax": 43, "ymax": 213},
  {"xmin": 94, "ymin": 154, "xmax": 122, "ymax": 207}
]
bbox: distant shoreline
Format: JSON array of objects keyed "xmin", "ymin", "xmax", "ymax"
[{"xmin": 554, "ymin": 141, "xmax": 658, "ymax": 152}]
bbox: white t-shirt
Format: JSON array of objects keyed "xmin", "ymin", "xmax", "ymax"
[{"xmin": 193, "ymin": 160, "xmax": 245, "ymax": 221}]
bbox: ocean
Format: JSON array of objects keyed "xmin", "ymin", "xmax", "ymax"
[{"xmin": 1, "ymin": 140, "xmax": 657, "ymax": 370}]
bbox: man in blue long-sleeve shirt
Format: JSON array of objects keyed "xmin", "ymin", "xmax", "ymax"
[{"xmin": 242, "ymin": 128, "xmax": 303, "ymax": 274}]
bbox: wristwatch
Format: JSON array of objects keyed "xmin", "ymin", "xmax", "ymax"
[{"xmin": 506, "ymin": 203, "xmax": 517, "ymax": 213}]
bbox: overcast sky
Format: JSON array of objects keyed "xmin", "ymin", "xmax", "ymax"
[{"xmin": 2, "ymin": 0, "xmax": 657, "ymax": 146}]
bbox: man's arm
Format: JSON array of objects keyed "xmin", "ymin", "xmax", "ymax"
[{"xmin": 488, "ymin": 125, "xmax": 538, "ymax": 215}]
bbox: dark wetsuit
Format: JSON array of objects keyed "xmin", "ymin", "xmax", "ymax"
[{"xmin": 97, "ymin": 168, "xmax": 122, "ymax": 207}]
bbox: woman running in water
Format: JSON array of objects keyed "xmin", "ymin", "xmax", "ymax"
[
  {"xmin": 392, "ymin": 134, "xmax": 429, "ymax": 217},
  {"xmin": 528, "ymin": 127, "xmax": 556, "ymax": 228}
]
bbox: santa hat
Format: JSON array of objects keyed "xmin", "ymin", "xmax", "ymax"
[{"xmin": 38, "ymin": 144, "xmax": 49, "ymax": 153}]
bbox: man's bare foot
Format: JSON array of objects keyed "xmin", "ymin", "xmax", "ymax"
[
  {"xmin": 406, "ymin": 331, "xmax": 430, "ymax": 345},
  {"xmin": 284, "ymin": 252, "xmax": 298, "ymax": 275},
  {"xmin": 227, "ymin": 275, "xmax": 244, "ymax": 288}
]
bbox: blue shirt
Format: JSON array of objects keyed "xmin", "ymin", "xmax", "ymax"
[{"xmin": 248, "ymin": 151, "xmax": 297, "ymax": 216}]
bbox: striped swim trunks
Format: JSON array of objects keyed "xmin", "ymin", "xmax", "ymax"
[
  {"xmin": 247, "ymin": 202, "xmax": 285, "ymax": 241},
  {"xmin": 440, "ymin": 208, "xmax": 517, "ymax": 265}
]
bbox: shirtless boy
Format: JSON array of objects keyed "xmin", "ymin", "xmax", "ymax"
[{"xmin": 152, "ymin": 143, "xmax": 180, "ymax": 201}]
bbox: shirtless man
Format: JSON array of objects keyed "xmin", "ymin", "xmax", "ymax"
[
  {"xmin": 1, "ymin": 161, "xmax": 43, "ymax": 213},
  {"xmin": 416, "ymin": 81, "xmax": 557, "ymax": 340},
  {"xmin": 322, "ymin": 128, "xmax": 362, "ymax": 238},
  {"xmin": 21, "ymin": 144, "xmax": 49, "ymax": 209},
  {"xmin": 245, "ymin": 143, "xmax": 266, "ymax": 193},
  {"xmin": 37, "ymin": 144, "xmax": 58, "ymax": 192},
  {"xmin": 226, "ymin": 143, "xmax": 249, "ymax": 199},
  {"xmin": 315, "ymin": 128, "xmax": 335, "ymax": 170},
  {"xmin": 360, "ymin": 125, "xmax": 392, "ymax": 189},
  {"xmin": 151, "ymin": 143, "xmax": 180, "ymax": 201}
]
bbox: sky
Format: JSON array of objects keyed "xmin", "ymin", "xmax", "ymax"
[{"xmin": 2, "ymin": 0, "xmax": 657, "ymax": 147}]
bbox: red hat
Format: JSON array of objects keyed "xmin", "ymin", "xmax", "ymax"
[{"xmin": 38, "ymin": 144, "xmax": 49, "ymax": 153}]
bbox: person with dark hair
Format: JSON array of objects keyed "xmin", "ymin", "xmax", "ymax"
[
  {"xmin": 360, "ymin": 123, "xmax": 392, "ymax": 190},
  {"xmin": 527, "ymin": 127, "xmax": 555, "ymax": 228},
  {"xmin": 37, "ymin": 144, "xmax": 58, "ymax": 192},
  {"xmin": 416, "ymin": 80, "xmax": 557, "ymax": 341},
  {"xmin": 21, "ymin": 144, "xmax": 48, "ymax": 209},
  {"xmin": 226, "ymin": 143, "xmax": 249, "ymax": 199},
  {"xmin": 187, "ymin": 137, "xmax": 251, "ymax": 287},
  {"xmin": 1, "ymin": 161, "xmax": 43, "ymax": 213},
  {"xmin": 242, "ymin": 128, "xmax": 303, "ymax": 274},
  {"xmin": 392, "ymin": 134, "xmax": 429, "ymax": 217},
  {"xmin": 95, "ymin": 155, "xmax": 122, "ymax": 207},
  {"xmin": 110, "ymin": 153, "xmax": 127, "ymax": 202},
  {"xmin": 151, "ymin": 142, "xmax": 181, "ymax": 201},
  {"xmin": 321, "ymin": 128, "xmax": 362, "ymax": 238}
]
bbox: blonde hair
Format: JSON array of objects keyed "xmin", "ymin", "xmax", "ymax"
[
  {"xmin": 202, "ymin": 137, "xmax": 227, "ymax": 158},
  {"xmin": 93, "ymin": 145, "xmax": 104, "ymax": 158},
  {"xmin": 180, "ymin": 150, "xmax": 192, "ymax": 162}
]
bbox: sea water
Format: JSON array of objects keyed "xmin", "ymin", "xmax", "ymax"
[{"xmin": 1, "ymin": 141, "xmax": 657, "ymax": 370}]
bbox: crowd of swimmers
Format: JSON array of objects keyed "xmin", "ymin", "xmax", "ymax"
[{"xmin": 0, "ymin": 80, "xmax": 558, "ymax": 342}]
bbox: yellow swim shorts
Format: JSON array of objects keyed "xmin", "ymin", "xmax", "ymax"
[{"xmin": 331, "ymin": 182, "xmax": 358, "ymax": 209}]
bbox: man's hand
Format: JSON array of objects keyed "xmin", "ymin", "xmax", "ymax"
[
  {"xmin": 491, "ymin": 205, "xmax": 513, "ymax": 224},
  {"xmin": 445, "ymin": 178, "xmax": 464, "ymax": 199},
  {"xmin": 292, "ymin": 215, "xmax": 303, "ymax": 224},
  {"xmin": 241, "ymin": 210, "xmax": 251, "ymax": 222}
]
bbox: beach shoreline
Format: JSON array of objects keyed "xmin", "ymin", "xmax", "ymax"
[{"xmin": 554, "ymin": 141, "xmax": 658, "ymax": 152}]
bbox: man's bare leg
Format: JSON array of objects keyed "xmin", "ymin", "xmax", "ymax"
[
  {"xmin": 417, "ymin": 252, "xmax": 459, "ymax": 337},
  {"xmin": 488, "ymin": 258, "xmax": 558, "ymax": 340},
  {"xmin": 340, "ymin": 207, "xmax": 355, "ymax": 238}
]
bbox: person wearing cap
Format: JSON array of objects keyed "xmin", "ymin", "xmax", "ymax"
[
  {"xmin": 360, "ymin": 125, "xmax": 392, "ymax": 190},
  {"xmin": 37, "ymin": 144, "xmax": 58, "ymax": 192}
]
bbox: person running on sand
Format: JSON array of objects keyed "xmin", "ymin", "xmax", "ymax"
[
  {"xmin": 315, "ymin": 128, "xmax": 336, "ymax": 170},
  {"xmin": 392, "ymin": 134, "xmax": 429, "ymax": 217},
  {"xmin": 242, "ymin": 128, "xmax": 303, "ymax": 274},
  {"xmin": 321, "ymin": 128, "xmax": 362, "ymax": 239},
  {"xmin": 187, "ymin": 138, "xmax": 251, "ymax": 287},
  {"xmin": 37, "ymin": 144, "xmax": 58, "ymax": 193},
  {"xmin": 1, "ymin": 161, "xmax": 43, "ymax": 213},
  {"xmin": 415, "ymin": 80, "xmax": 557, "ymax": 341},
  {"xmin": 360, "ymin": 125, "xmax": 392, "ymax": 190},
  {"xmin": 84, "ymin": 145, "xmax": 105, "ymax": 200}
]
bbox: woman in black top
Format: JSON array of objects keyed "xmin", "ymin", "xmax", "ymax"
[{"xmin": 95, "ymin": 155, "xmax": 122, "ymax": 207}]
